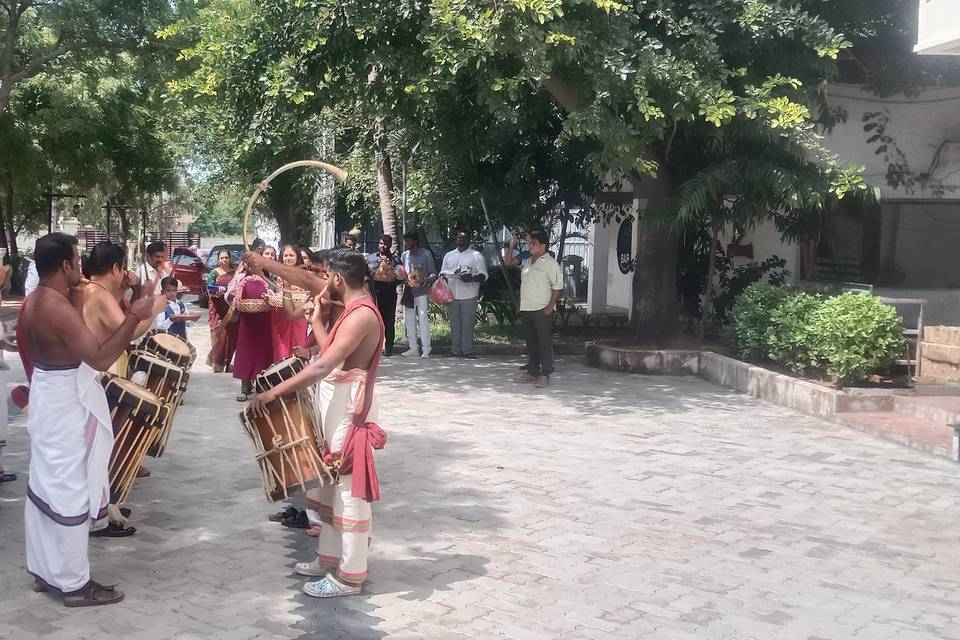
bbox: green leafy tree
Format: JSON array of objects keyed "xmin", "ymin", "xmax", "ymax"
[{"xmin": 1, "ymin": 1, "xmax": 177, "ymax": 253}]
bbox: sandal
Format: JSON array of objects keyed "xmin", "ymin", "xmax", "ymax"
[
  {"xmin": 0, "ymin": 472, "xmax": 16, "ymax": 483},
  {"xmin": 281, "ymin": 510, "xmax": 309, "ymax": 529},
  {"xmin": 33, "ymin": 576, "xmax": 59, "ymax": 594},
  {"xmin": 236, "ymin": 394, "xmax": 251, "ymax": 402},
  {"xmin": 136, "ymin": 466, "xmax": 151, "ymax": 478},
  {"xmin": 302, "ymin": 575, "xmax": 361, "ymax": 598},
  {"xmin": 90, "ymin": 522, "xmax": 137, "ymax": 538},
  {"xmin": 63, "ymin": 581, "xmax": 124, "ymax": 607},
  {"xmin": 268, "ymin": 506, "xmax": 298, "ymax": 523}
]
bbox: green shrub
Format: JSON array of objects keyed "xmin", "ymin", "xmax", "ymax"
[
  {"xmin": 811, "ymin": 292, "xmax": 904, "ymax": 384},
  {"xmin": 726, "ymin": 283, "xmax": 791, "ymax": 360},
  {"xmin": 766, "ymin": 291, "xmax": 822, "ymax": 374}
]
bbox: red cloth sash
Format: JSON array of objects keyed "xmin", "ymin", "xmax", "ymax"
[{"xmin": 321, "ymin": 296, "xmax": 386, "ymax": 502}]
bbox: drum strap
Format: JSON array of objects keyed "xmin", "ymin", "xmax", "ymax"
[{"xmin": 320, "ymin": 296, "xmax": 386, "ymax": 502}]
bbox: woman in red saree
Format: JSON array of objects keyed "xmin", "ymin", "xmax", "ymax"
[{"xmin": 206, "ymin": 249, "xmax": 238, "ymax": 373}]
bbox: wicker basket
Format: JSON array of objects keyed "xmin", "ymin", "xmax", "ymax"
[
  {"xmin": 265, "ymin": 290, "xmax": 311, "ymax": 307},
  {"xmin": 235, "ymin": 298, "xmax": 271, "ymax": 314}
]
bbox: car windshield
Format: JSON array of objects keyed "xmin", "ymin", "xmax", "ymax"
[{"xmin": 205, "ymin": 246, "xmax": 245, "ymax": 269}]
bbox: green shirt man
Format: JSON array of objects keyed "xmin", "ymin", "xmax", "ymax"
[{"xmin": 504, "ymin": 230, "xmax": 563, "ymax": 387}]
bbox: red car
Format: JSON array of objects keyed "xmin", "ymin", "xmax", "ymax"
[{"xmin": 170, "ymin": 246, "xmax": 206, "ymax": 301}]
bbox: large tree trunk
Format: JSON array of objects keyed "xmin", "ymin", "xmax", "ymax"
[
  {"xmin": 377, "ymin": 149, "xmax": 398, "ymax": 247},
  {"xmin": 3, "ymin": 184, "xmax": 17, "ymax": 256},
  {"xmin": 373, "ymin": 117, "xmax": 398, "ymax": 247},
  {"xmin": 270, "ymin": 199, "xmax": 299, "ymax": 246},
  {"xmin": 543, "ymin": 75, "xmax": 680, "ymax": 342},
  {"xmin": 630, "ymin": 170, "xmax": 678, "ymax": 344},
  {"xmin": 0, "ymin": 186, "xmax": 7, "ymax": 251}
]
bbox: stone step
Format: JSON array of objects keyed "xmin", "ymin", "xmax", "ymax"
[
  {"xmin": 833, "ymin": 412, "xmax": 957, "ymax": 461},
  {"xmin": 893, "ymin": 396, "xmax": 960, "ymax": 426}
]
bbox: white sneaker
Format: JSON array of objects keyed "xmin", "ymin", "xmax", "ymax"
[
  {"xmin": 420, "ymin": 351, "xmax": 431, "ymax": 359},
  {"xmin": 400, "ymin": 348, "xmax": 418, "ymax": 357},
  {"xmin": 295, "ymin": 560, "xmax": 331, "ymax": 577}
]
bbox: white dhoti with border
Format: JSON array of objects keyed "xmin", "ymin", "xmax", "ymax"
[
  {"xmin": 312, "ymin": 368, "xmax": 377, "ymax": 585},
  {"xmin": 25, "ymin": 363, "xmax": 112, "ymax": 592}
]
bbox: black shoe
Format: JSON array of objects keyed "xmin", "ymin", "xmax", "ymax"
[
  {"xmin": 90, "ymin": 522, "xmax": 137, "ymax": 538},
  {"xmin": 463, "ymin": 353, "xmax": 478, "ymax": 359},
  {"xmin": 269, "ymin": 506, "xmax": 298, "ymax": 523},
  {"xmin": 446, "ymin": 352, "xmax": 461, "ymax": 358},
  {"xmin": 281, "ymin": 510, "xmax": 309, "ymax": 529}
]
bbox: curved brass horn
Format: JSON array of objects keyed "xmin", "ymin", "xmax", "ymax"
[{"xmin": 242, "ymin": 160, "xmax": 347, "ymax": 250}]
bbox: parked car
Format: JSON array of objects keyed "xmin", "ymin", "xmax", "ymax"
[
  {"xmin": 205, "ymin": 244, "xmax": 246, "ymax": 272},
  {"xmin": 170, "ymin": 246, "xmax": 206, "ymax": 302}
]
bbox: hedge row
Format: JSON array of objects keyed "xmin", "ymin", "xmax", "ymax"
[{"xmin": 726, "ymin": 284, "xmax": 904, "ymax": 384}]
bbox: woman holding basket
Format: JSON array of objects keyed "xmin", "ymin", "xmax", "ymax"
[{"xmin": 231, "ymin": 239, "xmax": 274, "ymax": 401}]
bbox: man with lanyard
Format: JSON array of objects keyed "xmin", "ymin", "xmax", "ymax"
[
  {"xmin": 503, "ymin": 229, "xmax": 563, "ymax": 388},
  {"xmin": 367, "ymin": 235, "xmax": 402, "ymax": 356},
  {"xmin": 245, "ymin": 248, "xmax": 386, "ymax": 598},
  {"xmin": 440, "ymin": 229, "xmax": 489, "ymax": 359},
  {"xmin": 21, "ymin": 233, "xmax": 157, "ymax": 606}
]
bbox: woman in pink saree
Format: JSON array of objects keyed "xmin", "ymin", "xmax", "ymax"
[{"xmin": 271, "ymin": 244, "xmax": 309, "ymax": 360}]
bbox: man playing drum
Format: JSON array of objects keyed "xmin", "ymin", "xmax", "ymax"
[
  {"xmin": 21, "ymin": 233, "xmax": 158, "ymax": 606},
  {"xmin": 72, "ymin": 242, "xmax": 166, "ymax": 536},
  {"xmin": 246, "ymin": 249, "xmax": 385, "ymax": 598}
]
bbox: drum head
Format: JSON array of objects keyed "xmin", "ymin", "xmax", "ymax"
[
  {"xmin": 128, "ymin": 350, "xmax": 187, "ymax": 381},
  {"xmin": 255, "ymin": 357, "xmax": 306, "ymax": 393},
  {"xmin": 151, "ymin": 331, "xmax": 192, "ymax": 356},
  {"xmin": 261, "ymin": 356, "xmax": 305, "ymax": 378},
  {"xmin": 103, "ymin": 375, "xmax": 166, "ymax": 423}
]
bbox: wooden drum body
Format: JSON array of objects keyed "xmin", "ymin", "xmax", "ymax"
[
  {"xmin": 240, "ymin": 355, "xmax": 332, "ymax": 502},
  {"xmin": 240, "ymin": 393, "xmax": 333, "ymax": 502},
  {"xmin": 102, "ymin": 375, "xmax": 168, "ymax": 504},
  {"xmin": 126, "ymin": 350, "xmax": 189, "ymax": 457},
  {"xmin": 141, "ymin": 329, "xmax": 196, "ymax": 370}
]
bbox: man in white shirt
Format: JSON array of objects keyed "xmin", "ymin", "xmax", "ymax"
[
  {"xmin": 136, "ymin": 241, "xmax": 170, "ymax": 297},
  {"xmin": 440, "ymin": 230, "xmax": 489, "ymax": 359},
  {"xmin": 24, "ymin": 260, "xmax": 39, "ymax": 297}
]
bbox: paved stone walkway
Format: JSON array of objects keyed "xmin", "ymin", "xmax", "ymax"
[{"xmin": 1, "ymin": 318, "xmax": 959, "ymax": 639}]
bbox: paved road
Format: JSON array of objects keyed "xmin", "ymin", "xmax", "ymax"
[{"xmin": 0, "ymin": 318, "xmax": 959, "ymax": 639}]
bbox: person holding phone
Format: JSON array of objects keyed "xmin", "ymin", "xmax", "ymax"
[{"xmin": 503, "ymin": 229, "xmax": 563, "ymax": 388}]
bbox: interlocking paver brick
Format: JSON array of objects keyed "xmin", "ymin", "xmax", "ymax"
[{"xmin": 1, "ymin": 319, "xmax": 959, "ymax": 638}]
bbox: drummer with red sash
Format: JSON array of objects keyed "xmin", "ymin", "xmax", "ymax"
[{"xmin": 246, "ymin": 248, "xmax": 385, "ymax": 598}]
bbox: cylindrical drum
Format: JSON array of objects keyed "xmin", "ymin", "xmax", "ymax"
[
  {"xmin": 102, "ymin": 375, "xmax": 169, "ymax": 504},
  {"xmin": 240, "ymin": 355, "xmax": 331, "ymax": 502},
  {"xmin": 126, "ymin": 350, "xmax": 189, "ymax": 457}
]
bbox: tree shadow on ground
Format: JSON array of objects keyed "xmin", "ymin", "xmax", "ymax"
[
  {"xmin": 378, "ymin": 355, "xmax": 743, "ymax": 418},
  {"xmin": 284, "ymin": 430, "xmax": 499, "ymax": 640}
]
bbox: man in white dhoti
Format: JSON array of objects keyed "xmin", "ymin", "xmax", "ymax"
[
  {"xmin": 21, "ymin": 233, "xmax": 158, "ymax": 606},
  {"xmin": 246, "ymin": 249, "xmax": 385, "ymax": 598}
]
